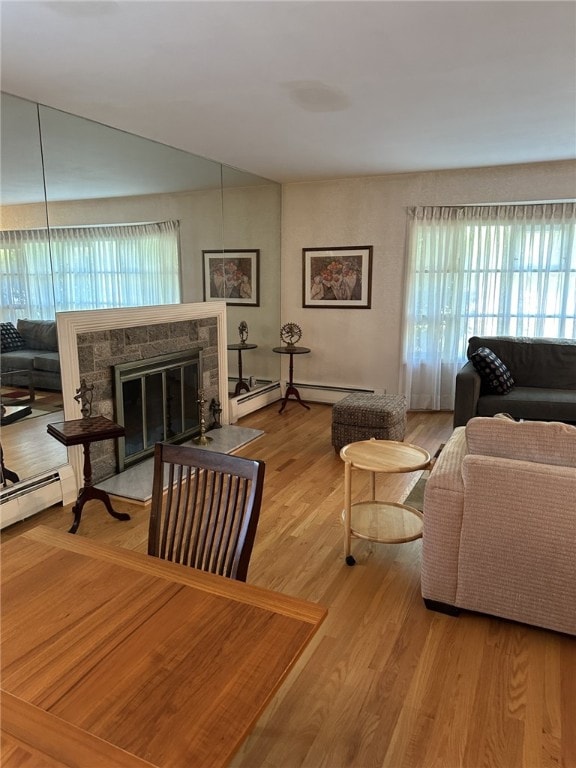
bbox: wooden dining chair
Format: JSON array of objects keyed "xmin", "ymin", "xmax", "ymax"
[{"xmin": 148, "ymin": 442, "xmax": 265, "ymax": 581}]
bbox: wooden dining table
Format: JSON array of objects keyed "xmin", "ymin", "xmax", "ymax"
[{"xmin": 1, "ymin": 526, "xmax": 327, "ymax": 767}]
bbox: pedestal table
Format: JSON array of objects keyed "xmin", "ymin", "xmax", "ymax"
[
  {"xmin": 47, "ymin": 415, "xmax": 130, "ymax": 534},
  {"xmin": 227, "ymin": 343, "xmax": 258, "ymax": 396},
  {"xmin": 273, "ymin": 346, "xmax": 311, "ymax": 413}
]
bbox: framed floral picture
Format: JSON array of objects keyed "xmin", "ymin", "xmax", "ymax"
[
  {"xmin": 302, "ymin": 246, "xmax": 373, "ymax": 308},
  {"xmin": 202, "ymin": 249, "xmax": 260, "ymax": 306}
]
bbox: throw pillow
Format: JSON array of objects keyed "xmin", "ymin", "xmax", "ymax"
[
  {"xmin": 0, "ymin": 322, "xmax": 26, "ymax": 353},
  {"xmin": 469, "ymin": 346, "xmax": 515, "ymax": 394}
]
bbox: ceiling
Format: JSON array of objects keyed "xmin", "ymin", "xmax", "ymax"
[{"xmin": 1, "ymin": 0, "xmax": 575, "ymax": 184}]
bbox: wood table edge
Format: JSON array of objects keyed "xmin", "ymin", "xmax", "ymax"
[
  {"xmin": 1, "ymin": 690, "xmax": 157, "ymax": 768},
  {"xmin": 19, "ymin": 527, "xmax": 328, "ymax": 625}
]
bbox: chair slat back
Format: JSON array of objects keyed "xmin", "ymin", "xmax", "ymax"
[{"xmin": 148, "ymin": 442, "xmax": 265, "ymax": 581}]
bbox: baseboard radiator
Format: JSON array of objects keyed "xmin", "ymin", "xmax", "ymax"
[
  {"xmin": 0, "ymin": 464, "xmax": 77, "ymax": 529},
  {"xmin": 227, "ymin": 382, "xmax": 380, "ymax": 421},
  {"xmin": 290, "ymin": 383, "xmax": 376, "ymax": 404},
  {"xmin": 228, "ymin": 381, "xmax": 282, "ymax": 422}
]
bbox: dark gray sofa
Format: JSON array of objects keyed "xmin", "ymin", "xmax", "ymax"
[
  {"xmin": 453, "ymin": 335, "xmax": 576, "ymax": 427},
  {"xmin": 1, "ymin": 319, "xmax": 62, "ymax": 391}
]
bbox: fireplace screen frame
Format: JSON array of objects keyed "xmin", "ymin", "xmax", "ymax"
[{"xmin": 114, "ymin": 348, "xmax": 203, "ymax": 471}]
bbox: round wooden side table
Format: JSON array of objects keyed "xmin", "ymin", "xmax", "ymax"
[
  {"xmin": 340, "ymin": 438, "xmax": 431, "ymax": 565},
  {"xmin": 47, "ymin": 415, "xmax": 130, "ymax": 534}
]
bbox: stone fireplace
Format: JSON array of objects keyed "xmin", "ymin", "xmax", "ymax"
[{"xmin": 57, "ymin": 303, "xmax": 229, "ymax": 489}]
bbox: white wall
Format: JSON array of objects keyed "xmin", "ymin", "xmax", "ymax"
[{"xmin": 281, "ymin": 160, "xmax": 576, "ymax": 399}]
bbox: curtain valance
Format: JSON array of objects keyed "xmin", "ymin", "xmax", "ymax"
[{"xmin": 408, "ymin": 202, "xmax": 576, "ymax": 223}]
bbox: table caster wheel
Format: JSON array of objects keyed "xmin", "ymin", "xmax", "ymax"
[{"xmin": 345, "ymin": 555, "xmax": 356, "ymax": 566}]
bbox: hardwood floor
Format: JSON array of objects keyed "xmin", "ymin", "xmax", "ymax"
[{"xmin": 2, "ymin": 404, "xmax": 574, "ymax": 768}]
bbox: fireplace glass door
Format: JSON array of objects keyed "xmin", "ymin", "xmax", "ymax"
[{"xmin": 115, "ymin": 350, "xmax": 202, "ymax": 470}]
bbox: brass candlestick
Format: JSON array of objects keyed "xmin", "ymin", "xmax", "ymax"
[{"xmin": 193, "ymin": 388, "xmax": 213, "ymax": 445}]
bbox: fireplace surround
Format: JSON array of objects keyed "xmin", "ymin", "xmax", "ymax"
[{"xmin": 57, "ymin": 302, "xmax": 229, "ymax": 489}]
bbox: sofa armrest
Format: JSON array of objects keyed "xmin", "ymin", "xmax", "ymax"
[
  {"xmin": 453, "ymin": 361, "xmax": 481, "ymax": 428},
  {"xmin": 421, "ymin": 427, "xmax": 467, "ymax": 605},
  {"xmin": 457, "ymin": 454, "xmax": 576, "ymax": 635}
]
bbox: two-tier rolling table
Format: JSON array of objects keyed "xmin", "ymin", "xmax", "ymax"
[{"xmin": 340, "ymin": 438, "xmax": 431, "ymax": 565}]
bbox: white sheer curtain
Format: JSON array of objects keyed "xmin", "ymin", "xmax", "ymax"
[
  {"xmin": 0, "ymin": 221, "xmax": 180, "ymax": 322},
  {"xmin": 402, "ymin": 202, "xmax": 576, "ymax": 410},
  {"xmin": 0, "ymin": 229, "xmax": 55, "ymax": 320}
]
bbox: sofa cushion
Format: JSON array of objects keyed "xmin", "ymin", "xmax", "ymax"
[
  {"xmin": 469, "ymin": 346, "xmax": 515, "ymax": 394},
  {"xmin": 0, "ymin": 322, "xmax": 26, "ymax": 352},
  {"xmin": 476, "ymin": 386, "xmax": 576, "ymax": 422},
  {"xmin": 16, "ymin": 319, "xmax": 58, "ymax": 352},
  {"xmin": 466, "ymin": 416, "xmax": 576, "ymax": 468},
  {"xmin": 0, "ymin": 350, "xmax": 35, "ymax": 370},
  {"xmin": 33, "ymin": 352, "xmax": 61, "ymax": 374}
]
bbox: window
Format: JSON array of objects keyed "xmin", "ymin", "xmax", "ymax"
[
  {"xmin": 0, "ymin": 221, "xmax": 180, "ymax": 322},
  {"xmin": 403, "ymin": 203, "xmax": 576, "ymax": 410}
]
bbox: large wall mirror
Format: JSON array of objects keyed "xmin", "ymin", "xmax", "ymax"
[
  {"xmin": 222, "ymin": 165, "xmax": 282, "ymax": 384},
  {"xmin": 0, "ymin": 91, "xmax": 281, "ymax": 497}
]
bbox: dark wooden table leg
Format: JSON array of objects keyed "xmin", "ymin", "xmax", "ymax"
[
  {"xmin": 0, "ymin": 444, "xmax": 20, "ymax": 487},
  {"xmin": 69, "ymin": 441, "xmax": 131, "ymax": 534},
  {"xmin": 281, "ymin": 383, "xmax": 311, "ymax": 411},
  {"xmin": 69, "ymin": 486, "xmax": 131, "ymax": 534},
  {"xmin": 233, "ymin": 349, "xmax": 250, "ymax": 396},
  {"xmin": 278, "ymin": 352, "xmax": 310, "ymax": 413}
]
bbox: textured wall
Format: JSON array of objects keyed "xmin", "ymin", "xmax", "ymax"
[{"xmin": 281, "ymin": 160, "xmax": 576, "ymax": 400}]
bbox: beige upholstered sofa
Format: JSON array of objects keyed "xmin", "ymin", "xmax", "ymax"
[{"xmin": 421, "ymin": 416, "xmax": 576, "ymax": 636}]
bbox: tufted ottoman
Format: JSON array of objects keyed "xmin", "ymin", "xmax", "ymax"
[{"xmin": 331, "ymin": 393, "xmax": 407, "ymax": 452}]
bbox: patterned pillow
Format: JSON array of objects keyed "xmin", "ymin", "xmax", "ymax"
[
  {"xmin": 0, "ymin": 322, "xmax": 26, "ymax": 353},
  {"xmin": 469, "ymin": 346, "xmax": 515, "ymax": 394}
]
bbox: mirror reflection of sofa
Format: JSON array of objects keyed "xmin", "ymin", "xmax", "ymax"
[
  {"xmin": 421, "ymin": 416, "xmax": 576, "ymax": 636},
  {"xmin": 453, "ymin": 335, "xmax": 576, "ymax": 427},
  {"xmin": 0, "ymin": 319, "xmax": 61, "ymax": 391}
]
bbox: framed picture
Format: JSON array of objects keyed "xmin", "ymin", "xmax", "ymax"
[
  {"xmin": 302, "ymin": 246, "xmax": 373, "ymax": 308},
  {"xmin": 202, "ymin": 249, "xmax": 260, "ymax": 306}
]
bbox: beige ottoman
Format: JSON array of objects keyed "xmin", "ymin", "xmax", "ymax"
[{"xmin": 331, "ymin": 393, "xmax": 407, "ymax": 452}]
